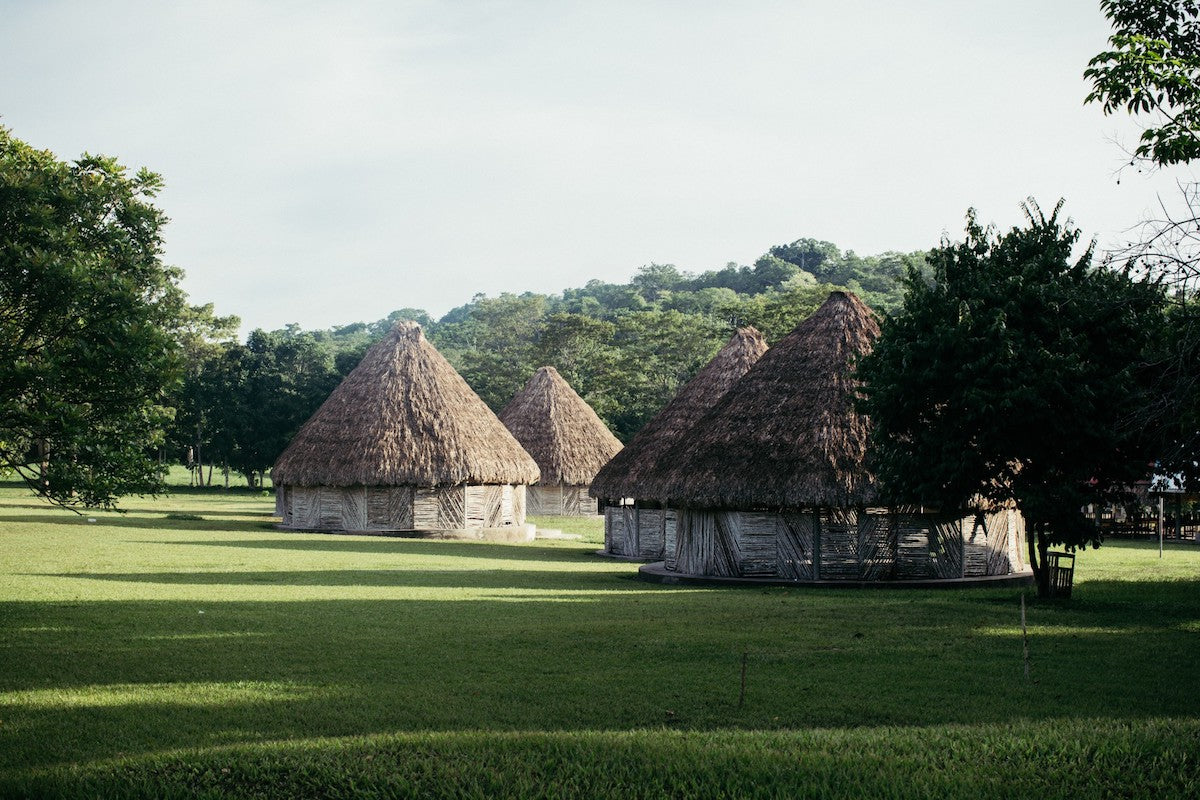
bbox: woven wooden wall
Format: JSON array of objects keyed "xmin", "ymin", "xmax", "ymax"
[
  {"xmin": 667, "ymin": 507, "xmax": 1024, "ymax": 581},
  {"xmin": 277, "ymin": 484, "xmax": 526, "ymax": 532}
]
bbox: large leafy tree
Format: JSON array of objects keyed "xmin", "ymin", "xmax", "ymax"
[
  {"xmin": 0, "ymin": 127, "xmax": 187, "ymax": 508},
  {"xmin": 858, "ymin": 202, "xmax": 1165, "ymax": 596}
]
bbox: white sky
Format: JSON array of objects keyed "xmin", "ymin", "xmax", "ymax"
[{"xmin": 4, "ymin": 0, "xmax": 1195, "ymax": 333}]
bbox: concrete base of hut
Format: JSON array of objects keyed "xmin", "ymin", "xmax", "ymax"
[
  {"xmin": 655, "ymin": 506, "xmax": 1030, "ymax": 583},
  {"xmin": 637, "ymin": 561, "xmax": 1034, "ymax": 589},
  {"xmin": 275, "ymin": 523, "xmax": 537, "ymax": 542}
]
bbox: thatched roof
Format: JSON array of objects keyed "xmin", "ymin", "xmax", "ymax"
[
  {"xmin": 498, "ymin": 366, "xmax": 623, "ymax": 486},
  {"xmin": 639, "ymin": 291, "xmax": 880, "ymax": 508},
  {"xmin": 272, "ymin": 322, "xmax": 540, "ymax": 488},
  {"xmin": 589, "ymin": 326, "xmax": 769, "ymax": 500}
]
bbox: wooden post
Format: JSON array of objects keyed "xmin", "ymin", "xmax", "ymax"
[
  {"xmin": 812, "ymin": 508, "xmax": 822, "ymax": 581},
  {"xmin": 1158, "ymin": 496, "xmax": 1165, "ymax": 559}
]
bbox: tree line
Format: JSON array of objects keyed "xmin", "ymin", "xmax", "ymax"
[{"xmin": 168, "ymin": 245, "xmax": 927, "ymax": 486}]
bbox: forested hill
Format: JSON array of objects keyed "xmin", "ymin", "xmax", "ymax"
[{"xmin": 172, "ymin": 238, "xmax": 926, "ymax": 483}]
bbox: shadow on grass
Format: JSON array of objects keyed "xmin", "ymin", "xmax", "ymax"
[
  {"xmin": 130, "ymin": 537, "xmax": 608, "ymax": 563},
  {"xmin": 0, "ymin": 514, "xmax": 276, "ymax": 532},
  {"xmin": 34, "ymin": 568, "xmax": 638, "ymax": 591}
]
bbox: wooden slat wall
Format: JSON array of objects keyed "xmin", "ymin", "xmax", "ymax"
[
  {"xmin": 511, "ymin": 485, "xmax": 524, "ymax": 525},
  {"xmin": 819, "ymin": 508, "xmax": 859, "ymax": 580},
  {"xmin": 711, "ymin": 512, "xmax": 741, "ymax": 577},
  {"xmin": 413, "ymin": 489, "xmax": 440, "ymax": 530},
  {"xmin": 858, "ymin": 510, "xmax": 893, "ymax": 580},
  {"xmin": 366, "ymin": 488, "xmax": 389, "ymax": 528},
  {"xmin": 604, "ymin": 506, "xmax": 627, "ymax": 556},
  {"xmin": 341, "ymin": 488, "xmax": 368, "ymax": 531},
  {"xmin": 673, "ymin": 510, "xmax": 711, "ymax": 575},
  {"xmin": 637, "ymin": 509, "xmax": 665, "ymax": 560},
  {"xmin": 929, "ymin": 516, "xmax": 964, "ymax": 579},
  {"xmin": 1008, "ymin": 510, "xmax": 1026, "ymax": 570},
  {"xmin": 777, "ymin": 512, "xmax": 816, "ymax": 580},
  {"xmin": 437, "ymin": 486, "xmax": 466, "ymax": 529},
  {"xmin": 738, "ymin": 512, "xmax": 778, "ymax": 577},
  {"xmin": 963, "ymin": 513, "xmax": 989, "ymax": 577},
  {"xmin": 985, "ymin": 510, "xmax": 1013, "ymax": 575},
  {"xmin": 895, "ymin": 513, "xmax": 934, "ymax": 579},
  {"xmin": 622, "ymin": 505, "xmax": 638, "ymax": 556},
  {"xmin": 318, "ymin": 487, "xmax": 344, "ymax": 529},
  {"xmin": 464, "ymin": 485, "xmax": 486, "ymax": 528},
  {"xmin": 562, "ymin": 485, "xmax": 582, "ymax": 516},
  {"xmin": 482, "ymin": 485, "xmax": 504, "ymax": 527},
  {"xmin": 663, "ymin": 509, "xmax": 678, "ymax": 569}
]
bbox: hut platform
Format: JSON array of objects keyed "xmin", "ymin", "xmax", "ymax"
[
  {"xmin": 593, "ymin": 549, "xmax": 657, "ymax": 563},
  {"xmin": 637, "ymin": 561, "xmax": 1034, "ymax": 590},
  {"xmin": 276, "ymin": 524, "xmax": 537, "ymax": 543}
]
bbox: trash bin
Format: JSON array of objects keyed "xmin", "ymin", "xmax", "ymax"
[{"xmin": 1046, "ymin": 551, "xmax": 1075, "ymax": 599}]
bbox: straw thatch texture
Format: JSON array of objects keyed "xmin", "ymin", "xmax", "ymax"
[
  {"xmin": 499, "ymin": 366, "xmax": 623, "ymax": 486},
  {"xmin": 589, "ymin": 326, "xmax": 768, "ymax": 500},
  {"xmin": 642, "ymin": 291, "xmax": 880, "ymax": 509},
  {"xmin": 272, "ymin": 321, "xmax": 540, "ymax": 488}
]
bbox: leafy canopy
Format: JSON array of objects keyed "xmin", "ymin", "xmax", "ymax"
[
  {"xmin": 1085, "ymin": 0, "xmax": 1200, "ymax": 166},
  {"xmin": 0, "ymin": 126, "xmax": 186, "ymax": 507},
  {"xmin": 859, "ymin": 201, "xmax": 1164, "ymax": 552}
]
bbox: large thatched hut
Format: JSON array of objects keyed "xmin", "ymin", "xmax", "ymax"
[
  {"xmin": 498, "ymin": 366, "xmax": 623, "ymax": 516},
  {"xmin": 639, "ymin": 292, "xmax": 1028, "ymax": 584},
  {"xmin": 590, "ymin": 326, "xmax": 769, "ymax": 559},
  {"xmin": 272, "ymin": 322, "xmax": 540, "ymax": 538}
]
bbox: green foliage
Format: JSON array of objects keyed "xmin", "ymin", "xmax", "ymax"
[
  {"xmin": 0, "ymin": 126, "xmax": 187, "ymax": 508},
  {"xmin": 859, "ymin": 201, "xmax": 1166, "ymax": 592},
  {"xmin": 1085, "ymin": 0, "xmax": 1200, "ymax": 166}
]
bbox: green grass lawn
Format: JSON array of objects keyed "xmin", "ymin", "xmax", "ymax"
[{"xmin": 1, "ymin": 482, "xmax": 1198, "ymax": 798}]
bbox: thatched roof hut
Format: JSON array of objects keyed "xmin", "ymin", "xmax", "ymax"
[
  {"xmin": 272, "ymin": 321, "xmax": 539, "ymax": 535},
  {"xmin": 642, "ymin": 291, "xmax": 879, "ymax": 509},
  {"xmin": 498, "ymin": 366, "xmax": 623, "ymax": 516},
  {"xmin": 589, "ymin": 326, "xmax": 769, "ymax": 501},
  {"xmin": 499, "ymin": 366, "xmax": 622, "ymax": 487}
]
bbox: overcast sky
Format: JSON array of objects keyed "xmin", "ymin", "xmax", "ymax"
[{"xmin": 4, "ymin": 0, "xmax": 1194, "ymax": 333}]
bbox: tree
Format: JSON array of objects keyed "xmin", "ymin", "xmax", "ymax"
[
  {"xmin": 0, "ymin": 127, "xmax": 187, "ymax": 508},
  {"xmin": 1085, "ymin": 0, "xmax": 1200, "ymax": 166},
  {"xmin": 858, "ymin": 202, "xmax": 1166, "ymax": 596},
  {"xmin": 1085, "ymin": 0, "xmax": 1200, "ymax": 489}
]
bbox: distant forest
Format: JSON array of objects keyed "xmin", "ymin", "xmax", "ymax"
[{"xmin": 173, "ymin": 238, "xmax": 927, "ymax": 484}]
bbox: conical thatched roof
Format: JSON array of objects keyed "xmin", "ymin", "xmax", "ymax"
[
  {"xmin": 589, "ymin": 326, "xmax": 769, "ymax": 500},
  {"xmin": 498, "ymin": 366, "xmax": 623, "ymax": 486},
  {"xmin": 639, "ymin": 292, "xmax": 880, "ymax": 508},
  {"xmin": 272, "ymin": 322, "xmax": 540, "ymax": 488}
]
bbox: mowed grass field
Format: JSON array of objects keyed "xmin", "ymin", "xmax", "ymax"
[{"xmin": 1, "ymin": 481, "xmax": 1198, "ymax": 798}]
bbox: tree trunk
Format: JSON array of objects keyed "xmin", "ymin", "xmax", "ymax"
[
  {"xmin": 37, "ymin": 439, "xmax": 50, "ymax": 494},
  {"xmin": 1026, "ymin": 520, "xmax": 1051, "ymax": 598},
  {"xmin": 195, "ymin": 422, "xmax": 204, "ymax": 487},
  {"xmin": 223, "ymin": 459, "xmax": 229, "ymax": 489}
]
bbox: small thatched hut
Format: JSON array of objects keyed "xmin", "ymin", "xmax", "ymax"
[
  {"xmin": 640, "ymin": 291, "xmax": 1028, "ymax": 583},
  {"xmin": 498, "ymin": 366, "xmax": 623, "ymax": 516},
  {"xmin": 272, "ymin": 321, "xmax": 540, "ymax": 537},
  {"xmin": 590, "ymin": 326, "xmax": 769, "ymax": 559}
]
